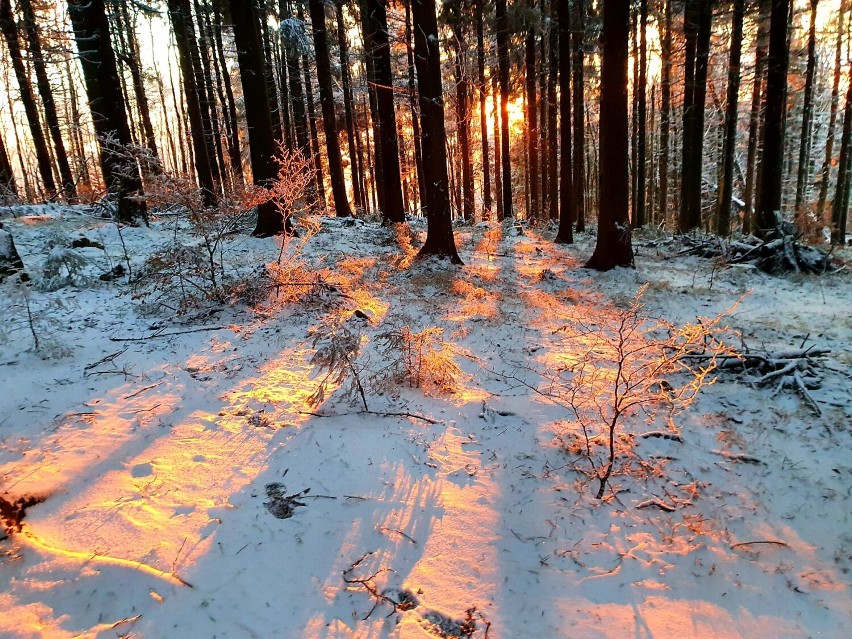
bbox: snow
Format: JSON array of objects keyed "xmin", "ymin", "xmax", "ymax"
[{"xmin": 1, "ymin": 207, "xmax": 850, "ymax": 638}]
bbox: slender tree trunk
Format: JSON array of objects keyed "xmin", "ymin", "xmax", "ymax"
[
  {"xmin": 831, "ymin": 63, "xmax": 852, "ymax": 244},
  {"xmin": 213, "ymin": 1, "xmax": 243, "ymax": 183},
  {"xmin": 495, "ymin": 0, "xmax": 512, "ymax": 218},
  {"xmin": 282, "ymin": 2, "xmax": 309, "ymax": 160},
  {"xmin": 525, "ymin": 21, "xmax": 539, "ymax": 219},
  {"xmin": 717, "ymin": 0, "xmax": 744, "ymax": 235},
  {"xmin": 411, "ymin": 0, "xmax": 461, "ymax": 262},
  {"xmin": 743, "ymin": 0, "xmax": 771, "ymax": 233},
  {"xmin": 555, "ymin": 0, "xmax": 573, "ymax": 243},
  {"xmin": 0, "ymin": 0, "xmax": 56, "ymax": 199},
  {"xmin": 194, "ymin": 0, "xmax": 227, "ymax": 186},
  {"xmin": 68, "ymin": 0, "xmax": 146, "ymax": 222},
  {"xmin": 259, "ymin": 10, "xmax": 283, "ymax": 145},
  {"xmin": 658, "ymin": 0, "xmax": 671, "ymax": 224},
  {"xmin": 405, "ymin": 0, "xmax": 425, "ymax": 212},
  {"xmin": 229, "ymin": 0, "xmax": 292, "ymax": 235},
  {"xmin": 0, "ymin": 130, "xmax": 18, "ymax": 197},
  {"xmin": 309, "ymin": 0, "xmax": 352, "ymax": 216},
  {"xmin": 794, "ymin": 0, "xmax": 819, "ymax": 222},
  {"xmin": 19, "ymin": 0, "xmax": 76, "ymax": 199},
  {"xmin": 363, "ymin": 0, "xmax": 406, "ymax": 224},
  {"xmin": 635, "ymin": 0, "xmax": 647, "ymax": 227},
  {"xmin": 449, "ymin": 9, "xmax": 474, "ymax": 222},
  {"xmin": 547, "ymin": 0, "xmax": 558, "ymax": 221},
  {"xmin": 586, "ymin": 0, "xmax": 633, "ymax": 270},
  {"xmin": 817, "ymin": 0, "xmax": 846, "ymax": 223},
  {"xmin": 339, "ymin": 0, "xmax": 365, "ymax": 210},
  {"xmin": 167, "ymin": 0, "xmax": 217, "ymax": 204},
  {"xmin": 476, "ymin": 0, "xmax": 491, "ymax": 215},
  {"xmin": 572, "ymin": 0, "xmax": 586, "ymax": 232},
  {"xmin": 755, "ymin": 0, "xmax": 790, "ymax": 235},
  {"xmin": 493, "ymin": 69, "xmax": 504, "ymax": 219}
]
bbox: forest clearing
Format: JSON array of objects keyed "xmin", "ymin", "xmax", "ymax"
[{"xmin": 1, "ymin": 208, "xmax": 850, "ymax": 637}]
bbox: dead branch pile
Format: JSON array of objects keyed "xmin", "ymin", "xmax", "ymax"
[{"xmin": 677, "ymin": 228, "xmax": 831, "ymax": 274}]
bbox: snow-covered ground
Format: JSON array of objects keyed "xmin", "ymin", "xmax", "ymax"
[{"xmin": 1, "ymin": 206, "xmax": 850, "ymax": 638}]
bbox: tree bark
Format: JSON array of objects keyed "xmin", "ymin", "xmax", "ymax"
[
  {"xmin": 755, "ymin": 0, "xmax": 790, "ymax": 235},
  {"xmin": 547, "ymin": 0, "xmax": 558, "ymax": 221},
  {"xmin": 743, "ymin": 0, "xmax": 771, "ymax": 233},
  {"xmin": 524, "ymin": 20, "xmax": 539, "ymax": 220},
  {"xmin": 68, "ymin": 0, "xmax": 146, "ymax": 223},
  {"xmin": 308, "ymin": 0, "xmax": 352, "ymax": 217},
  {"xmin": 635, "ymin": 0, "xmax": 647, "ymax": 228},
  {"xmin": 411, "ymin": 0, "xmax": 461, "ymax": 262},
  {"xmin": 476, "ymin": 0, "xmax": 491, "ymax": 215},
  {"xmin": 716, "ymin": 0, "xmax": 744, "ymax": 235},
  {"xmin": 212, "ymin": 1, "xmax": 243, "ymax": 183},
  {"xmin": 794, "ymin": 0, "xmax": 819, "ymax": 222},
  {"xmin": 831, "ymin": 63, "xmax": 852, "ymax": 244},
  {"xmin": 586, "ymin": 0, "xmax": 633, "ymax": 270},
  {"xmin": 555, "ymin": 0, "xmax": 573, "ymax": 243},
  {"xmin": 817, "ymin": 0, "xmax": 846, "ymax": 223},
  {"xmin": 338, "ymin": 0, "xmax": 365, "ymax": 211},
  {"xmin": 495, "ymin": 0, "xmax": 512, "ymax": 218},
  {"xmin": 572, "ymin": 0, "xmax": 585, "ymax": 231},
  {"xmin": 658, "ymin": 0, "xmax": 671, "ymax": 224},
  {"xmin": 0, "ymin": 130, "xmax": 17, "ymax": 197}
]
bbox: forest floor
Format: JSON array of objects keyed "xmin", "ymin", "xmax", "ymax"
[{"xmin": 1, "ymin": 205, "xmax": 850, "ymax": 638}]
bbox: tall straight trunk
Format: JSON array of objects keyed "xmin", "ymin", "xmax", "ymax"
[
  {"xmin": 68, "ymin": 0, "xmax": 146, "ymax": 222},
  {"xmin": 817, "ymin": 0, "xmax": 846, "ymax": 222},
  {"xmin": 492, "ymin": 69, "xmax": 503, "ymax": 219},
  {"xmin": 272, "ymin": 19, "xmax": 293, "ymax": 149},
  {"xmin": 64, "ymin": 57, "xmax": 91, "ymax": 186},
  {"xmin": 309, "ymin": 0, "xmax": 352, "ymax": 216},
  {"xmin": 363, "ymin": 0, "xmax": 405, "ymax": 224},
  {"xmin": 476, "ymin": 0, "xmax": 491, "ymax": 214},
  {"xmin": 572, "ymin": 0, "xmax": 586, "ymax": 232},
  {"xmin": 525, "ymin": 23, "xmax": 539, "ymax": 219},
  {"xmin": 167, "ymin": 0, "xmax": 216, "ymax": 204},
  {"xmin": 405, "ymin": 0, "xmax": 426, "ymax": 212},
  {"xmin": 19, "ymin": 0, "xmax": 76, "ymax": 199},
  {"xmin": 0, "ymin": 130, "xmax": 17, "ymax": 196},
  {"xmin": 338, "ymin": 0, "xmax": 364, "ymax": 210},
  {"xmin": 658, "ymin": 0, "xmax": 671, "ymax": 224},
  {"xmin": 359, "ymin": 1, "xmax": 383, "ymax": 214},
  {"xmin": 831, "ymin": 65, "xmax": 852, "ymax": 244},
  {"xmin": 411, "ymin": 0, "xmax": 461, "ymax": 261},
  {"xmin": 202, "ymin": 1, "xmax": 233, "ymax": 186},
  {"xmin": 755, "ymin": 0, "xmax": 790, "ymax": 235},
  {"xmin": 716, "ymin": 0, "xmax": 744, "ymax": 235},
  {"xmin": 258, "ymin": 10, "xmax": 283, "ymax": 145},
  {"xmin": 635, "ymin": 0, "xmax": 647, "ymax": 227},
  {"xmin": 495, "ymin": 0, "xmax": 512, "ymax": 218},
  {"xmin": 630, "ymin": 7, "xmax": 638, "ymax": 225},
  {"xmin": 212, "ymin": 2, "xmax": 243, "ymax": 182},
  {"xmin": 743, "ymin": 0, "xmax": 771, "ymax": 233},
  {"xmin": 451, "ymin": 13, "xmax": 474, "ymax": 221},
  {"xmin": 794, "ymin": 0, "xmax": 819, "ymax": 220},
  {"xmin": 282, "ymin": 1, "xmax": 310, "ymax": 159},
  {"xmin": 547, "ymin": 0, "xmax": 558, "ymax": 221},
  {"xmin": 193, "ymin": 0, "xmax": 227, "ymax": 186},
  {"xmin": 586, "ymin": 0, "xmax": 633, "ymax": 270},
  {"xmin": 296, "ymin": 1, "xmax": 325, "ymax": 202},
  {"xmin": 679, "ymin": 0, "xmax": 712, "ymax": 232},
  {"xmin": 555, "ymin": 0, "xmax": 573, "ymax": 243},
  {"xmin": 0, "ymin": 0, "xmax": 56, "ymax": 199},
  {"xmin": 362, "ymin": 93, "xmax": 376, "ymax": 213},
  {"xmin": 538, "ymin": 28, "xmax": 548, "ymax": 214},
  {"xmin": 115, "ymin": 1, "xmax": 160, "ymax": 173},
  {"xmin": 167, "ymin": 46, "xmax": 190, "ymax": 176},
  {"xmin": 229, "ymin": 0, "xmax": 292, "ymax": 235}
]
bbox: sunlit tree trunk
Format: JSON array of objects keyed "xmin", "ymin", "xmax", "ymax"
[
  {"xmin": 229, "ymin": 0, "xmax": 291, "ymax": 235},
  {"xmin": 338, "ymin": 0, "xmax": 365, "ymax": 211},
  {"xmin": 363, "ymin": 0, "xmax": 405, "ymax": 224},
  {"xmin": 586, "ymin": 0, "xmax": 633, "ymax": 270},
  {"xmin": 755, "ymin": 0, "xmax": 790, "ymax": 236},
  {"xmin": 405, "ymin": 0, "xmax": 425, "ymax": 212},
  {"xmin": 572, "ymin": 0, "xmax": 586, "ymax": 232},
  {"xmin": 555, "ymin": 0, "xmax": 573, "ymax": 243},
  {"xmin": 546, "ymin": 0, "xmax": 558, "ymax": 221},
  {"xmin": 831, "ymin": 64, "xmax": 852, "ymax": 245},
  {"xmin": 495, "ymin": 0, "xmax": 512, "ymax": 218},
  {"xmin": 167, "ymin": 0, "xmax": 216, "ymax": 204},
  {"xmin": 212, "ymin": 2, "xmax": 243, "ymax": 183},
  {"xmin": 193, "ymin": 0, "xmax": 227, "ymax": 186},
  {"xmin": 658, "ymin": 0, "xmax": 671, "ymax": 225},
  {"xmin": 0, "ymin": 0, "xmax": 56, "ymax": 199},
  {"xmin": 19, "ymin": 0, "xmax": 77, "ymax": 199},
  {"xmin": 411, "ymin": 0, "xmax": 461, "ymax": 262},
  {"xmin": 817, "ymin": 0, "xmax": 846, "ymax": 223},
  {"xmin": 716, "ymin": 0, "xmax": 744, "ymax": 235},
  {"xmin": 493, "ymin": 69, "xmax": 503, "ymax": 220},
  {"xmin": 309, "ymin": 0, "xmax": 352, "ymax": 217},
  {"xmin": 476, "ymin": 0, "xmax": 491, "ymax": 215},
  {"xmin": 296, "ymin": 1, "xmax": 325, "ymax": 204},
  {"xmin": 68, "ymin": 0, "xmax": 146, "ymax": 223},
  {"xmin": 743, "ymin": 0, "xmax": 770, "ymax": 234},
  {"xmin": 635, "ymin": 0, "xmax": 647, "ymax": 228},
  {"xmin": 447, "ymin": 3, "xmax": 474, "ymax": 222}
]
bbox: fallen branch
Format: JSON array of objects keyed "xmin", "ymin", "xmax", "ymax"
[
  {"xmin": 299, "ymin": 409, "xmax": 440, "ymax": 425},
  {"xmin": 636, "ymin": 498, "xmax": 677, "ymax": 512},
  {"xmin": 110, "ymin": 325, "xmax": 230, "ymax": 341},
  {"xmin": 342, "ymin": 551, "xmax": 399, "ymax": 620},
  {"xmin": 731, "ymin": 540, "xmax": 790, "ymax": 551}
]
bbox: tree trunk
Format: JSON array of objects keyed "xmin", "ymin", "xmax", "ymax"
[
  {"xmin": 755, "ymin": 0, "xmax": 790, "ymax": 235},
  {"xmin": 405, "ymin": 0, "xmax": 425, "ymax": 213},
  {"xmin": 658, "ymin": 0, "xmax": 671, "ymax": 224},
  {"xmin": 493, "ymin": 69, "xmax": 503, "ymax": 220},
  {"xmin": 495, "ymin": 0, "xmax": 512, "ymax": 218},
  {"xmin": 213, "ymin": 1, "xmax": 243, "ymax": 183},
  {"xmin": 525, "ymin": 21, "xmax": 539, "ymax": 219},
  {"xmin": 476, "ymin": 0, "xmax": 491, "ymax": 215},
  {"xmin": 259, "ymin": 9, "xmax": 283, "ymax": 145},
  {"xmin": 794, "ymin": 0, "xmax": 819, "ymax": 222},
  {"xmin": 448, "ymin": 7, "xmax": 474, "ymax": 222},
  {"xmin": 338, "ymin": 0, "xmax": 365, "ymax": 210},
  {"xmin": 547, "ymin": 0, "xmax": 558, "ymax": 221},
  {"xmin": 572, "ymin": 0, "xmax": 586, "ymax": 232},
  {"xmin": 308, "ymin": 0, "xmax": 351, "ymax": 217},
  {"xmin": 0, "ymin": 0, "xmax": 56, "ymax": 199},
  {"xmin": 19, "ymin": 0, "xmax": 77, "ymax": 199},
  {"xmin": 0, "ymin": 130, "xmax": 17, "ymax": 197},
  {"xmin": 167, "ymin": 0, "xmax": 217, "ymax": 205},
  {"xmin": 716, "ymin": 0, "xmax": 744, "ymax": 235},
  {"xmin": 743, "ymin": 0, "xmax": 771, "ymax": 233},
  {"xmin": 68, "ymin": 0, "xmax": 146, "ymax": 223},
  {"xmin": 817, "ymin": 0, "xmax": 846, "ymax": 223},
  {"xmin": 193, "ymin": 0, "xmax": 227, "ymax": 186},
  {"xmin": 831, "ymin": 63, "xmax": 852, "ymax": 244},
  {"xmin": 363, "ymin": 0, "xmax": 406, "ymax": 224},
  {"xmin": 555, "ymin": 0, "xmax": 573, "ymax": 243},
  {"xmin": 411, "ymin": 0, "xmax": 461, "ymax": 262},
  {"xmin": 229, "ymin": 0, "xmax": 291, "ymax": 235},
  {"xmin": 586, "ymin": 0, "xmax": 633, "ymax": 270},
  {"xmin": 635, "ymin": 0, "xmax": 647, "ymax": 228}
]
